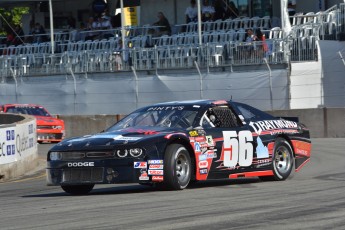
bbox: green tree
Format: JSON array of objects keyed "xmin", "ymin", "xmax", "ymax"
[{"xmin": 0, "ymin": 7, "xmax": 29, "ymax": 35}]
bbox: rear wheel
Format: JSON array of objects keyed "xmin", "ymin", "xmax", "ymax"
[
  {"xmin": 163, "ymin": 144, "xmax": 191, "ymax": 190},
  {"xmin": 260, "ymin": 138, "xmax": 294, "ymax": 181},
  {"xmin": 61, "ymin": 184, "xmax": 94, "ymax": 195}
]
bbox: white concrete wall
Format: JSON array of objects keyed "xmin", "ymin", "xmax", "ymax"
[
  {"xmin": 290, "ymin": 40, "xmax": 345, "ymax": 109},
  {"xmin": 290, "ymin": 60, "xmax": 323, "ymax": 109},
  {"xmin": 0, "ymin": 115, "xmax": 38, "ymax": 181}
]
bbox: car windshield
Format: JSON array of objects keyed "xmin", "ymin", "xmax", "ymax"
[
  {"xmin": 108, "ymin": 107, "xmax": 199, "ymax": 131},
  {"xmin": 6, "ymin": 106, "xmax": 50, "ymax": 117}
]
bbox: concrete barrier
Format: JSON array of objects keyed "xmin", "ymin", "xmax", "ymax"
[
  {"xmin": 0, "ymin": 114, "xmax": 38, "ymax": 181},
  {"xmin": 59, "ymin": 114, "xmax": 125, "ymax": 139},
  {"xmin": 268, "ymin": 108, "xmax": 345, "ymax": 138},
  {"xmin": 59, "ymin": 108, "xmax": 345, "ymax": 139}
]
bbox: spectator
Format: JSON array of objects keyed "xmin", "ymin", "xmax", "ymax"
[
  {"xmin": 185, "ymin": 0, "xmax": 198, "ymax": 23},
  {"xmin": 153, "ymin": 12, "xmax": 171, "ymax": 36},
  {"xmin": 202, "ymin": 0, "xmax": 215, "ymax": 22},
  {"xmin": 213, "ymin": 0, "xmax": 225, "ymax": 21},
  {"xmin": 287, "ymin": 0, "xmax": 296, "ymax": 24},
  {"xmin": 255, "ymin": 28, "xmax": 268, "ymax": 54},
  {"xmin": 100, "ymin": 15, "xmax": 113, "ymax": 39},
  {"xmin": 5, "ymin": 30, "xmax": 15, "ymax": 47},
  {"xmin": 287, "ymin": 0, "xmax": 296, "ymax": 16},
  {"xmin": 245, "ymin": 29, "xmax": 255, "ymax": 42},
  {"xmin": 31, "ymin": 23, "xmax": 47, "ymax": 43},
  {"xmin": 225, "ymin": 1, "xmax": 239, "ymax": 19},
  {"xmin": 85, "ymin": 16, "xmax": 98, "ymax": 40}
]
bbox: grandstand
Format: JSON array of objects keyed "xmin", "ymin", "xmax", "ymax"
[
  {"xmin": 0, "ymin": 2, "xmax": 344, "ymax": 76},
  {"xmin": 0, "ymin": 0, "xmax": 344, "ymax": 114}
]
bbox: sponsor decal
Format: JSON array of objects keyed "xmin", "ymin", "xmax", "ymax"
[
  {"xmin": 207, "ymin": 150, "xmax": 217, "ymax": 159},
  {"xmin": 249, "ymin": 120, "xmax": 298, "ymax": 135},
  {"xmin": 189, "ymin": 130, "xmax": 198, "ymax": 137},
  {"xmin": 195, "ymin": 136, "xmax": 206, "ymax": 143},
  {"xmin": 149, "ymin": 164, "xmax": 164, "ymax": 169},
  {"xmin": 198, "ymin": 161, "xmax": 208, "ymax": 169},
  {"xmin": 197, "ymin": 129, "xmax": 206, "ymax": 136},
  {"xmin": 199, "ymin": 169, "xmax": 208, "ymax": 174},
  {"xmin": 269, "ymin": 129, "xmax": 299, "ymax": 135},
  {"xmin": 148, "ymin": 170, "xmax": 164, "ymax": 175},
  {"xmin": 194, "ymin": 142, "xmax": 201, "ymax": 152},
  {"xmin": 113, "ymin": 135, "xmax": 142, "ymax": 141},
  {"xmin": 134, "ymin": 162, "xmax": 147, "ymax": 169},
  {"xmin": 148, "ymin": 160, "xmax": 163, "ymax": 164},
  {"xmin": 6, "ymin": 130, "xmax": 15, "ymax": 141},
  {"xmin": 89, "ymin": 134, "xmax": 118, "ymax": 139},
  {"xmin": 152, "ymin": 176, "xmax": 164, "ymax": 182},
  {"xmin": 199, "ymin": 154, "xmax": 207, "ymax": 161},
  {"xmin": 256, "ymin": 136, "xmax": 269, "ymax": 159},
  {"xmin": 206, "ymin": 136, "xmax": 214, "ymax": 146},
  {"xmin": 139, "ymin": 171, "xmax": 149, "ymax": 180},
  {"xmin": 67, "ymin": 162, "xmax": 94, "ymax": 167},
  {"xmin": 147, "ymin": 106, "xmax": 184, "ymax": 111}
]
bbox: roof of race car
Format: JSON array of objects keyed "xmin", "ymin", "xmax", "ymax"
[
  {"xmin": 1, "ymin": 103, "xmax": 44, "ymax": 108},
  {"xmin": 152, "ymin": 99, "xmax": 229, "ymax": 106}
]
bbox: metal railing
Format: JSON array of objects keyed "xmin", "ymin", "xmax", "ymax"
[{"xmin": 0, "ymin": 38, "xmax": 289, "ymax": 79}]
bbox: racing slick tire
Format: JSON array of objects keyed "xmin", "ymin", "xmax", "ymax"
[
  {"xmin": 163, "ymin": 144, "xmax": 192, "ymax": 190},
  {"xmin": 260, "ymin": 138, "xmax": 294, "ymax": 181},
  {"xmin": 61, "ymin": 184, "xmax": 94, "ymax": 195}
]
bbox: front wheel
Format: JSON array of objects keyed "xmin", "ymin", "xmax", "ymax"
[
  {"xmin": 61, "ymin": 184, "xmax": 94, "ymax": 195},
  {"xmin": 163, "ymin": 144, "xmax": 192, "ymax": 190}
]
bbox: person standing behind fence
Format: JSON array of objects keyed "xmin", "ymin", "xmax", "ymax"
[
  {"xmin": 31, "ymin": 23, "xmax": 47, "ymax": 43},
  {"xmin": 255, "ymin": 28, "xmax": 268, "ymax": 57},
  {"xmin": 185, "ymin": 0, "xmax": 198, "ymax": 23},
  {"xmin": 202, "ymin": 0, "xmax": 215, "ymax": 22},
  {"xmin": 153, "ymin": 12, "xmax": 171, "ymax": 36},
  {"xmin": 287, "ymin": 0, "xmax": 296, "ymax": 24}
]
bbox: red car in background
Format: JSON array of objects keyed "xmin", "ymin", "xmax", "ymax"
[{"xmin": 0, "ymin": 104, "xmax": 65, "ymax": 143}]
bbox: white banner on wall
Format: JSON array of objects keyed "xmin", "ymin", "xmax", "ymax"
[{"xmin": 0, "ymin": 119, "xmax": 37, "ymax": 165}]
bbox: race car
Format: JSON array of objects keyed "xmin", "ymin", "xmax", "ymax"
[
  {"xmin": 0, "ymin": 104, "xmax": 65, "ymax": 143},
  {"xmin": 46, "ymin": 100, "xmax": 311, "ymax": 195}
]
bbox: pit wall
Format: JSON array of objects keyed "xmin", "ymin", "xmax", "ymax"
[
  {"xmin": 0, "ymin": 114, "xmax": 38, "ymax": 181},
  {"xmin": 60, "ymin": 108, "xmax": 345, "ymax": 139}
]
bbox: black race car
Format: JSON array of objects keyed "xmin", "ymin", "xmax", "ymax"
[{"xmin": 47, "ymin": 100, "xmax": 311, "ymax": 195}]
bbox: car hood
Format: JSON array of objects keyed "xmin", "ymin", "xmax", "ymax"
[
  {"xmin": 35, "ymin": 116, "xmax": 64, "ymax": 125},
  {"xmin": 52, "ymin": 126, "xmax": 185, "ymax": 151}
]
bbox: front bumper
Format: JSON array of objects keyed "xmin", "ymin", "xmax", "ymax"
[
  {"xmin": 37, "ymin": 129, "xmax": 65, "ymax": 142},
  {"xmin": 47, "ymin": 159, "xmax": 143, "ymax": 185}
]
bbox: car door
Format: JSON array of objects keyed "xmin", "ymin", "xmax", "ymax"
[{"xmin": 194, "ymin": 104, "xmax": 256, "ymax": 180}]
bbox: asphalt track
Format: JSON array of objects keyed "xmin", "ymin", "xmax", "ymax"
[{"xmin": 0, "ymin": 138, "xmax": 344, "ymax": 230}]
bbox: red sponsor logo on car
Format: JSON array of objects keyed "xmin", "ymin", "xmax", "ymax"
[
  {"xmin": 139, "ymin": 171, "xmax": 149, "ymax": 180},
  {"xmin": 195, "ymin": 136, "xmax": 206, "ymax": 142},
  {"xmin": 149, "ymin": 164, "xmax": 164, "ymax": 169},
  {"xmin": 152, "ymin": 176, "xmax": 164, "ymax": 182},
  {"xmin": 148, "ymin": 170, "xmax": 164, "ymax": 175},
  {"xmin": 198, "ymin": 161, "xmax": 208, "ymax": 169}
]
